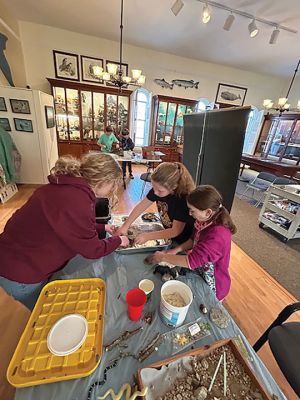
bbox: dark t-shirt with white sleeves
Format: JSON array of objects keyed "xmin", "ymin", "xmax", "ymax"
[{"xmin": 146, "ymin": 189, "xmax": 194, "ymax": 244}]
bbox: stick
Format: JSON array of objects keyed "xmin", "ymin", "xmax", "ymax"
[
  {"xmin": 208, "ymin": 354, "xmax": 223, "ymax": 392},
  {"xmin": 223, "ymin": 351, "xmax": 227, "ymax": 396},
  {"xmin": 105, "ymin": 327, "xmax": 143, "ymax": 352}
]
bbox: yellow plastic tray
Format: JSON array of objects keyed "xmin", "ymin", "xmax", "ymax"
[{"xmin": 7, "ymin": 278, "xmax": 105, "ymax": 387}]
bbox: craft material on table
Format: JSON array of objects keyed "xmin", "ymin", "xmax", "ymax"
[
  {"xmin": 97, "ymin": 383, "xmax": 148, "ymax": 400},
  {"xmin": 15, "ymin": 252, "xmax": 286, "ymax": 400},
  {"xmin": 126, "ymin": 288, "xmax": 147, "ymax": 321},
  {"xmin": 160, "ymin": 280, "xmax": 193, "ymax": 327},
  {"xmin": 7, "ymin": 278, "xmax": 105, "ymax": 388},
  {"xmin": 209, "ymin": 306, "xmax": 230, "ymax": 329},
  {"xmin": 105, "ymin": 327, "xmax": 143, "ymax": 352},
  {"xmin": 138, "ymin": 333, "xmax": 163, "ymax": 362},
  {"xmin": 138, "ymin": 340, "xmax": 271, "ymax": 400},
  {"xmin": 138, "ymin": 279, "xmax": 154, "ymax": 301}
]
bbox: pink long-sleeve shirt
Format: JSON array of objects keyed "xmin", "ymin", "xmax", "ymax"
[{"xmin": 187, "ymin": 224, "xmax": 232, "ymax": 300}]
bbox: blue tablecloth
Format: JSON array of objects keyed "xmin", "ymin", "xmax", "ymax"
[{"xmin": 16, "ymin": 252, "xmax": 286, "ymax": 400}]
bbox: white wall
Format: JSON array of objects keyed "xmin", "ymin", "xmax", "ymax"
[
  {"xmin": 19, "ymin": 21, "xmax": 287, "ymax": 108},
  {"xmin": 0, "ymin": 0, "xmax": 27, "ymax": 87}
]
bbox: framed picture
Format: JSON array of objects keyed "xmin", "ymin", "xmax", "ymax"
[
  {"xmin": 45, "ymin": 105, "xmax": 55, "ymax": 128},
  {"xmin": 0, "ymin": 97, "xmax": 7, "ymax": 111},
  {"xmin": 14, "ymin": 118, "xmax": 33, "ymax": 132},
  {"xmin": 105, "ymin": 60, "xmax": 128, "ymax": 87},
  {"xmin": 53, "ymin": 50, "xmax": 79, "ymax": 81},
  {"xmin": 0, "ymin": 118, "xmax": 11, "ymax": 131},
  {"xmin": 10, "ymin": 99, "xmax": 31, "ymax": 114},
  {"xmin": 215, "ymin": 83, "xmax": 247, "ymax": 107},
  {"xmin": 81, "ymin": 55, "xmax": 104, "ymax": 83}
]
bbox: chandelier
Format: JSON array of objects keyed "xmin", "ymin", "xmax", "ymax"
[
  {"xmin": 263, "ymin": 59, "xmax": 300, "ymax": 114},
  {"xmin": 93, "ymin": 0, "xmax": 145, "ymax": 88}
]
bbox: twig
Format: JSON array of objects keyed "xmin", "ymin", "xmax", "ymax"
[
  {"xmin": 223, "ymin": 351, "xmax": 227, "ymax": 396},
  {"xmin": 208, "ymin": 354, "xmax": 223, "ymax": 392},
  {"xmin": 138, "ymin": 333, "xmax": 162, "ymax": 362},
  {"xmin": 105, "ymin": 327, "xmax": 143, "ymax": 352}
]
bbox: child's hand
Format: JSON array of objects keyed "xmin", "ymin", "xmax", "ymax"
[
  {"xmin": 165, "ymin": 248, "xmax": 179, "ymax": 255},
  {"xmin": 120, "ymin": 236, "xmax": 130, "ymax": 247},
  {"xmin": 115, "ymin": 226, "xmax": 128, "ymax": 236},
  {"xmin": 105, "ymin": 224, "xmax": 117, "ymax": 235},
  {"xmin": 151, "ymin": 251, "xmax": 165, "ymax": 264},
  {"xmin": 134, "ymin": 233, "xmax": 148, "ymax": 245}
]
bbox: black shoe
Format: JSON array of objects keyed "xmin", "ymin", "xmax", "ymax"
[{"xmin": 129, "ymin": 174, "xmax": 134, "ymax": 179}]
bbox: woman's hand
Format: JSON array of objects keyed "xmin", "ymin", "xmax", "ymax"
[
  {"xmin": 120, "ymin": 236, "xmax": 130, "ymax": 247},
  {"xmin": 115, "ymin": 225, "xmax": 128, "ymax": 236},
  {"xmin": 105, "ymin": 224, "xmax": 117, "ymax": 235},
  {"xmin": 134, "ymin": 233, "xmax": 149, "ymax": 245}
]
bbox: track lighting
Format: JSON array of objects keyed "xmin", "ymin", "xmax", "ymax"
[
  {"xmin": 248, "ymin": 19, "xmax": 259, "ymax": 38},
  {"xmin": 223, "ymin": 13, "xmax": 235, "ymax": 31},
  {"xmin": 202, "ymin": 3, "xmax": 211, "ymax": 23},
  {"xmin": 171, "ymin": 0, "xmax": 184, "ymax": 16},
  {"xmin": 269, "ymin": 28, "xmax": 280, "ymax": 44}
]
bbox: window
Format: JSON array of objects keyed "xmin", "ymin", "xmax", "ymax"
[
  {"xmin": 131, "ymin": 88, "xmax": 151, "ymax": 146},
  {"xmin": 195, "ymin": 98, "xmax": 213, "ymax": 112}
]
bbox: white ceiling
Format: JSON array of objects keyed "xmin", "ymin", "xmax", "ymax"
[{"xmin": 3, "ymin": 0, "xmax": 300, "ymax": 77}]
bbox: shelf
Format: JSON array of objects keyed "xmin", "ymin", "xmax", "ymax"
[{"xmin": 265, "ymin": 203, "xmax": 296, "ymax": 221}]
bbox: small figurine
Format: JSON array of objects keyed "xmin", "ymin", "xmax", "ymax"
[{"xmin": 199, "ymin": 304, "xmax": 208, "ymax": 314}]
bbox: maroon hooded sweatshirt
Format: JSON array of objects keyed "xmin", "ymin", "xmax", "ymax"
[{"xmin": 0, "ymin": 175, "xmax": 121, "ymax": 283}]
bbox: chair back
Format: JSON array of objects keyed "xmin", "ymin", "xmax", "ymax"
[
  {"xmin": 273, "ymin": 177, "xmax": 295, "ymax": 185},
  {"xmin": 255, "ymin": 172, "xmax": 277, "ymax": 183}
]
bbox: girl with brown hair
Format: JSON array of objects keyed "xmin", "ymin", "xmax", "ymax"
[
  {"xmin": 150, "ymin": 185, "xmax": 236, "ymax": 301},
  {"xmin": 0, "ymin": 153, "xmax": 129, "ymax": 309},
  {"xmin": 117, "ymin": 162, "xmax": 195, "ymax": 244}
]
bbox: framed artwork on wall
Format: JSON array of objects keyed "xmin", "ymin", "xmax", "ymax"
[
  {"xmin": 14, "ymin": 118, "xmax": 33, "ymax": 132},
  {"xmin": 0, "ymin": 97, "xmax": 7, "ymax": 111},
  {"xmin": 0, "ymin": 118, "xmax": 11, "ymax": 131},
  {"xmin": 105, "ymin": 60, "xmax": 128, "ymax": 87},
  {"xmin": 45, "ymin": 106, "xmax": 55, "ymax": 128},
  {"xmin": 81, "ymin": 55, "xmax": 104, "ymax": 83},
  {"xmin": 53, "ymin": 50, "xmax": 80, "ymax": 81},
  {"xmin": 10, "ymin": 99, "xmax": 31, "ymax": 114},
  {"xmin": 215, "ymin": 83, "xmax": 247, "ymax": 107}
]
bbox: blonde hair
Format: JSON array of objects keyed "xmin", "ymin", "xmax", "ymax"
[
  {"xmin": 151, "ymin": 162, "xmax": 195, "ymax": 196},
  {"xmin": 51, "ymin": 153, "xmax": 122, "ymax": 206},
  {"xmin": 187, "ymin": 185, "xmax": 237, "ymax": 234}
]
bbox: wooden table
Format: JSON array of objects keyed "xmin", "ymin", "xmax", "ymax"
[{"xmin": 240, "ymin": 154, "xmax": 300, "ymax": 179}]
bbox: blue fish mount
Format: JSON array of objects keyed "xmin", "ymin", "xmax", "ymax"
[{"xmin": 0, "ymin": 32, "xmax": 15, "ymax": 87}]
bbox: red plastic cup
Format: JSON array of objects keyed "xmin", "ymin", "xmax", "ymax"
[{"xmin": 126, "ymin": 288, "xmax": 147, "ymax": 321}]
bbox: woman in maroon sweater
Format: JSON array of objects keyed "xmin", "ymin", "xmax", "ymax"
[{"xmin": 0, "ymin": 153, "xmax": 129, "ymax": 309}]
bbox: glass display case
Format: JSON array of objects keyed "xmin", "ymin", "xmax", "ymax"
[
  {"xmin": 49, "ymin": 78, "xmax": 131, "ymax": 156},
  {"xmin": 256, "ymin": 114, "xmax": 300, "ymax": 165},
  {"xmin": 153, "ymin": 95, "xmax": 196, "ymax": 146}
]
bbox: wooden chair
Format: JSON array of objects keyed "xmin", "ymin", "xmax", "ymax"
[{"xmin": 0, "ymin": 288, "xmax": 30, "ymax": 400}]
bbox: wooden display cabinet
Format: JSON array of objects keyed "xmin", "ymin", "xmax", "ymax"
[
  {"xmin": 150, "ymin": 95, "xmax": 196, "ymax": 162},
  {"xmin": 48, "ymin": 78, "xmax": 131, "ymax": 157}
]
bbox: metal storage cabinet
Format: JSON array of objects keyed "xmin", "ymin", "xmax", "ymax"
[{"xmin": 259, "ymin": 184, "xmax": 300, "ymax": 242}]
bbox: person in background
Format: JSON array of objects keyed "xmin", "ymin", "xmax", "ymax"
[
  {"xmin": 0, "ymin": 153, "xmax": 129, "ymax": 310},
  {"xmin": 150, "ymin": 185, "xmax": 236, "ymax": 301},
  {"xmin": 97, "ymin": 125, "xmax": 119, "ymax": 152},
  {"xmin": 116, "ymin": 162, "xmax": 195, "ymax": 245},
  {"xmin": 118, "ymin": 128, "xmax": 135, "ymax": 179}
]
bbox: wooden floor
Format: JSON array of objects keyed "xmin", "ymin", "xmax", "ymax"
[{"xmin": 1, "ymin": 166, "xmax": 299, "ymax": 399}]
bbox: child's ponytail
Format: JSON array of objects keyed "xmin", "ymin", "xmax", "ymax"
[{"xmin": 187, "ymin": 185, "xmax": 237, "ymax": 234}]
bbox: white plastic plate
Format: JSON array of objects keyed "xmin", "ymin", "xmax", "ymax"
[{"xmin": 47, "ymin": 314, "xmax": 88, "ymax": 356}]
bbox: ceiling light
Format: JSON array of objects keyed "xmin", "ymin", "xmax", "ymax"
[
  {"xmin": 202, "ymin": 4, "xmax": 211, "ymax": 23},
  {"xmin": 171, "ymin": 0, "xmax": 184, "ymax": 16},
  {"xmin": 269, "ymin": 28, "xmax": 280, "ymax": 44},
  {"xmin": 248, "ymin": 19, "xmax": 259, "ymax": 37},
  {"xmin": 223, "ymin": 13, "xmax": 235, "ymax": 31}
]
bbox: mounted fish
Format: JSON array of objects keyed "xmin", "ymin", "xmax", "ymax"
[
  {"xmin": 172, "ymin": 79, "xmax": 199, "ymax": 89},
  {"xmin": 220, "ymin": 91, "xmax": 241, "ymax": 101},
  {"xmin": 154, "ymin": 78, "xmax": 174, "ymax": 89}
]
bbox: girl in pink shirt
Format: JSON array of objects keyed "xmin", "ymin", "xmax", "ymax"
[{"xmin": 151, "ymin": 185, "xmax": 237, "ymax": 301}]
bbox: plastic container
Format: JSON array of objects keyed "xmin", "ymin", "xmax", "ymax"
[
  {"xmin": 160, "ymin": 281, "xmax": 193, "ymax": 327},
  {"xmin": 139, "ymin": 279, "xmax": 154, "ymax": 301},
  {"xmin": 126, "ymin": 288, "xmax": 147, "ymax": 321}
]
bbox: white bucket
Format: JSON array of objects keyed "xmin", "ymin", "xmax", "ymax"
[{"xmin": 160, "ymin": 281, "xmax": 193, "ymax": 327}]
